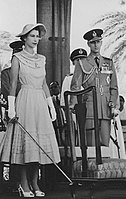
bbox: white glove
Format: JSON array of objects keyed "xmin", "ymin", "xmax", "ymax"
[
  {"xmin": 47, "ymin": 96, "xmax": 56, "ymax": 121},
  {"xmin": 8, "ymin": 96, "xmax": 16, "ymax": 119},
  {"xmin": 112, "ymin": 107, "xmax": 119, "ymax": 117}
]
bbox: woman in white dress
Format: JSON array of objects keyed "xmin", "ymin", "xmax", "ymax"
[
  {"xmin": 0, "ymin": 23, "xmax": 60, "ymax": 197},
  {"xmin": 109, "ymin": 96, "xmax": 126, "ymax": 159}
]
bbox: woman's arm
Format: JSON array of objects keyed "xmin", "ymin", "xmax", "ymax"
[
  {"xmin": 42, "ymin": 77, "xmax": 51, "ymax": 98},
  {"xmin": 43, "ymin": 77, "xmax": 56, "ymax": 121}
]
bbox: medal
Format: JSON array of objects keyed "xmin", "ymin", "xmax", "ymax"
[{"xmin": 106, "ymin": 76, "xmax": 110, "ymax": 84}]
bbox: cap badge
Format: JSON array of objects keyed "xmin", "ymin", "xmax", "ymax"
[
  {"xmin": 92, "ymin": 31, "xmax": 97, "ymax": 37},
  {"xmin": 79, "ymin": 49, "xmax": 83, "ymax": 54}
]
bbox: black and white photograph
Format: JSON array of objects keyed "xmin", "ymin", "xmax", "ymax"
[{"xmin": 1, "ymin": 0, "xmax": 126, "ymax": 198}]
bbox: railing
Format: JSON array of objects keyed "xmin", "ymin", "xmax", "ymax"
[{"xmin": 64, "ymin": 86, "xmax": 102, "ymax": 178}]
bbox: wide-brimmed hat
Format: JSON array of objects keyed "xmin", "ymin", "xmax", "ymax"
[
  {"xmin": 70, "ymin": 48, "xmax": 87, "ymax": 62},
  {"xmin": 83, "ymin": 29, "xmax": 103, "ymax": 42},
  {"xmin": 16, "ymin": 23, "xmax": 47, "ymax": 38}
]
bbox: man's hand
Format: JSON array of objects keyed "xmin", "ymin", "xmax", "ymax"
[{"xmin": 111, "ymin": 107, "xmax": 119, "ymax": 117}]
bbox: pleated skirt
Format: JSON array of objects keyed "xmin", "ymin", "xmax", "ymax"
[{"xmin": 0, "ymin": 87, "xmax": 61, "ymax": 165}]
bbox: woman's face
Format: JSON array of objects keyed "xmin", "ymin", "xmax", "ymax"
[{"xmin": 25, "ymin": 29, "xmax": 40, "ymax": 48}]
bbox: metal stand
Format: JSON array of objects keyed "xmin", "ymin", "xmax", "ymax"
[{"xmin": 111, "ymin": 117, "xmax": 120, "ymax": 158}]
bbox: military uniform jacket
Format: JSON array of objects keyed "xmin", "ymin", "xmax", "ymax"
[
  {"xmin": 70, "ymin": 54, "xmax": 118, "ymax": 119},
  {"xmin": 1, "ymin": 67, "xmax": 21, "ymax": 101}
]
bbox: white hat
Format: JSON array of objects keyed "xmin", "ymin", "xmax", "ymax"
[{"xmin": 16, "ymin": 23, "xmax": 47, "ymax": 38}]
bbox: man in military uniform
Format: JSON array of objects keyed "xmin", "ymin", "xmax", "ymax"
[
  {"xmin": 60, "ymin": 48, "xmax": 87, "ymax": 107},
  {"xmin": 0, "ymin": 40, "xmax": 24, "ymax": 185},
  {"xmin": 1, "ymin": 40, "xmax": 24, "ymax": 123},
  {"xmin": 70, "ymin": 29, "xmax": 119, "ymax": 146},
  {"xmin": 1, "ymin": 40, "xmax": 24, "ymax": 101}
]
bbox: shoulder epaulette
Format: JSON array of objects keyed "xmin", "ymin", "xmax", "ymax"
[
  {"xmin": 1, "ymin": 67, "xmax": 11, "ymax": 73},
  {"xmin": 66, "ymin": 73, "xmax": 73, "ymax": 77},
  {"xmin": 103, "ymin": 56, "xmax": 112, "ymax": 61}
]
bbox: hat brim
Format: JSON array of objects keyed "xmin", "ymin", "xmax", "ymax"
[
  {"xmin": 88, "ymin": 37, "xmax": 102, "ymax": 43},
  {"xmin": 16, "ymin": 23, "xmax": 47, "ymax": 38},
  {"xmin": 9, "ymin": 40, "xmax": 24, "ymax": 49},
  {"xmin": 72, "ymin": 55, "xmax": 87, "ymax": 61}
]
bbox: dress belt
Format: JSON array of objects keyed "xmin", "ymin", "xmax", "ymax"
[{"xmin": 21, "ymin": 85, "xmax": 42, "ymax": 90}]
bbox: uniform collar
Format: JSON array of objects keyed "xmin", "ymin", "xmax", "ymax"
[{"xmin": 91, "ymin": 54, "xmax": 100, "ymax": 59}]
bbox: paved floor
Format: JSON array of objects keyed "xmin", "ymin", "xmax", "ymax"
[
  {"xmin": 0, "ymin": 182, "xmax": 72, "ymax": 199},
  {"xmin": 1, "ymin": 176, "xmax": 126, "ymax": 199},
  {"xmin": 0, "ymin": 192, "xmax": 71, "ymax": 199},
  {"xmin": 1, "ymin": 189, "xmax": 126, "ymax": 199},
  {"xmin": 1, "ymin": 182, "xmax": 126, "ymax": 199}
]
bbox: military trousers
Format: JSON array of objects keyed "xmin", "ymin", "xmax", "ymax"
[{"xmin": 85, "ymin": 119, "xmax": 111, "ymax": 147}]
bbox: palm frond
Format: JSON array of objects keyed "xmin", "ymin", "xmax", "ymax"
[
  {"xmin": 93, "ymin": 10, "xmax": 126, "ymax": 73},
  {"xmin": 111, "ymin": 41, "xmax": 126, "ymax": 56},
  {"xmin": 94, "ymin": 11, "xmax": 126, "ymax": 26}
]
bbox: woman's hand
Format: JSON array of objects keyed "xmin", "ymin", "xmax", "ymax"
[
  {"xmin": 47, "ymin": 96, "xmax": 56, "ymax": 121},
  {"xmin": 49, "ymin": 106, "xmax": 56, "ymax": 121}
]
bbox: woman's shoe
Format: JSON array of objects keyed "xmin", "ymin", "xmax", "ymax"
[
  {"xmin": 18, "ymin": 184, "xmax": 34, "ymax": 197},
  {"xmin": 34, "ymin": 190, "xmax": 45, "ymax": 197}
]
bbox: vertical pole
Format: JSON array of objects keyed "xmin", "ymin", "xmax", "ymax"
[{"xmin": 92, "ymin": 87, "xmax": 102, "ymax": 164}]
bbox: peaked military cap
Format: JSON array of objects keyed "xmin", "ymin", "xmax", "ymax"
[
  {"xmin": 70, "ymin": 48, "xmax": 87, "ymax": 62},
  {"xmin": 49, "ymin": 81, "xmax": 59, "ymax": 89},
  {"xmin": 83, "ymin": 29, "xmax": 103, "ymax": 42},
  {"xmin": 9, "ymin": 40, "xmax": 24, "ymax": 54}
]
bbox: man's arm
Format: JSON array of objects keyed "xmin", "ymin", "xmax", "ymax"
[
  {"xmin": 1, "ymin": 68, "xmax": 11, "ymax": 99},
  {"xmin": 70, "ymin": 60, "xmax": 83, "ymax": 107},
  {"xmin": 70, "ymin": 60, "xmax": 83, "ymax": 91},
  {"xmin": 109, "ymin": 60, "xmax": 119, "ymax": 107}
]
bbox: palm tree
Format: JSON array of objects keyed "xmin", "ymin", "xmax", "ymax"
[
  {"xmin": 93, "ymin": 10, "xmax": 126, "ymax": 95},
  {"xmin": 94, "ymin": 10, "xmax": 126, "ymax": 72}
]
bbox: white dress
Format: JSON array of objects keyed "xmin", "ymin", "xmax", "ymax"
[
  {"xmin": 0, "ymin": 50, "xmax": 61, "ymax": 165},
  {"xmin": 109, "ymin": 114, "xmax": 126, "ymax": 159}
]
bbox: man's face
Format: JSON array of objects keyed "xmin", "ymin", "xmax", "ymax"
[
  {"xmin": 88, "ymin": 40, "xmax": 102, "ymax": 54},
  {"xmin": 120, "ymin": 97, "xmax": 125, "ymax": 109},
  {"xmin": 50, "ymin": 85, "xmax": 60, "ymax": 96}
]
